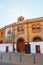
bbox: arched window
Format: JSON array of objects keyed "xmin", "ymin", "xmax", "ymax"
[
  {"xmin": 17, "ymin": 16, "xmax": 24, "ymax": 21},
  {"xmin": 33, "ymin": 37, "xmax": 42, "ymax": 42},
  {"xmin": 32, "ymin": 24, "xmax": 41, "ymax": 33}
]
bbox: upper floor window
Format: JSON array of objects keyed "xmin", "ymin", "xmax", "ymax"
[
  {"xmin": 6, "ymin": 28, "xmax": 12, "ymax": 43},
  {"xmin": 7, "ymin": 29, "xmax": 11, "ymax": 34},
  {"xmin": 6, "ymin": 28, "xmax": 12, "ymax": 36},
  {"xmin": 32, "ymin": 24, "xmax": 41, "ymax": 33},
  {"xmin": 17, "ymin": 26, "xmax": 24, "ymax": 34}
]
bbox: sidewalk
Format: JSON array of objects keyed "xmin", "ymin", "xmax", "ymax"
[
  {"xmin": 0, "ymin": 59, "xmax": 43, "ymax": 65},
  {"xmin": 0, "ymin": 53, "xmax": 43, "ymax": 65}
]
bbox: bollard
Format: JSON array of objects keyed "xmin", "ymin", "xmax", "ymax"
[
  {"xmin": 20, "ymin": 53, "xmax": 22, "ymax": 62},
  {"xmin": 33, "ymin": 54, "xmax": 35, "ymax": 64},
  {"xmin": 1, "ymin": 53, "xmax": 2, "ymax": 59},
  {"xmin": 10, "ymin": 53, "xmax": 11, "ymax": 61}
]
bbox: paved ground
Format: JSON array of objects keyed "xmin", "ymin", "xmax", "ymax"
[
  {"xmin": 0, "ymin": 60, "xmax": 43, "ymax": 65},
  {"xmin": 0, "ymin": 62, "xmax": 19, "ymax": 65},
  {"xmin": 0, "ymin": 62, "xmax": 43, "ymax": 65},
  {"xmin": 0, "ymin": 53, "xmax": 43, "ymax": 65}
]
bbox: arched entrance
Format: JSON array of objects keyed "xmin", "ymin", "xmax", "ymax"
[
  {"xmin": 33, "ymin": 37, "xmax": 42, "ymax": 42},
  {"xmin": 17, "ymin": 37, "xmax": 25, "ymax": 52}
]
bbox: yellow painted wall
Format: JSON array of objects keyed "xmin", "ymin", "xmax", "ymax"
[{"xmin": 0, "ymin": 16, "xmax": 43, "ymax": 43}]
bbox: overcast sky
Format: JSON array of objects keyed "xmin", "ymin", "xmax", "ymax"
[{"xmin": 0, "ymin": 0, "xmax": 43, "ymax": 28}]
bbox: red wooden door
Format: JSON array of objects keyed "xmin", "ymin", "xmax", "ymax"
[
  {"xmin": 17, "ymin": 42, "xmax": 25, "ymax": 52},
  {"xmin": 36, "ymin": 45, "xmax": 40, "ymax": 53},
  {"xmin": 6, "ymin": 46, "xmax": 8, "ymax": 52}
]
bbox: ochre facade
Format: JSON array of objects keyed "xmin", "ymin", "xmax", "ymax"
[{"xmin": 0, "ymin": 16, "xmax": 43, "ymax": 43}]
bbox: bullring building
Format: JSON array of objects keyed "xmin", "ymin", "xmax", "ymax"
[{"xmin": 0, "ymin": 16, "xmax": 43, "ymax": 53}]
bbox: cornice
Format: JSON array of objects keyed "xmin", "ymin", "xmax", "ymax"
[{"xmin": 0, "ymin": 17, "xmax": 43, "ymax": 30}]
